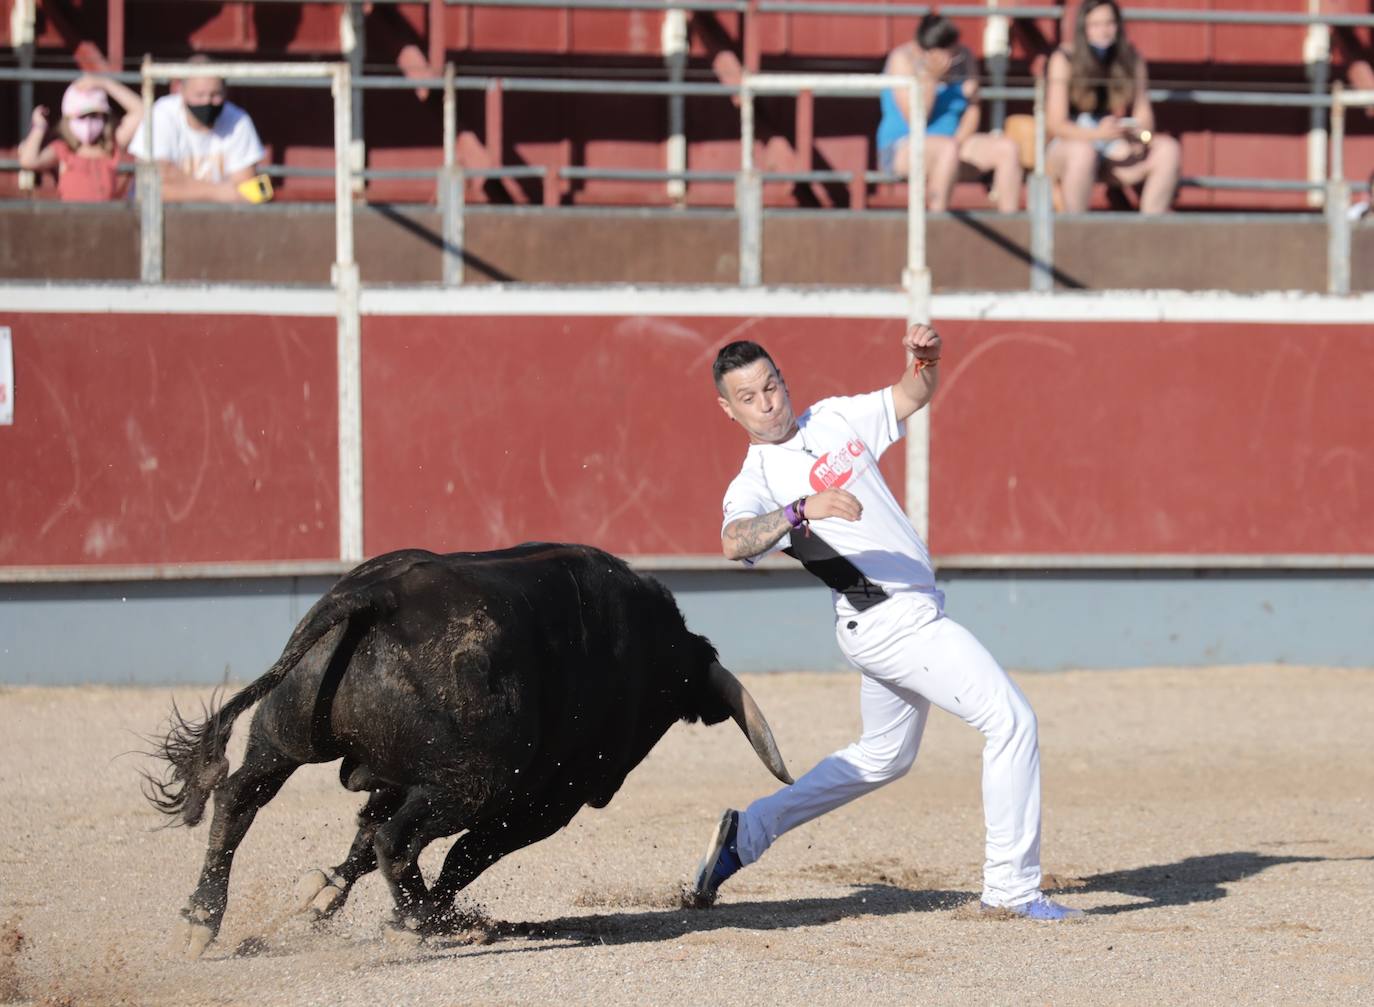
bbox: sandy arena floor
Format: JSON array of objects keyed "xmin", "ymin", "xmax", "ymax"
[{"xmin": 1, "ymin": 665, "xmax": 1372, "ymax": 1006}]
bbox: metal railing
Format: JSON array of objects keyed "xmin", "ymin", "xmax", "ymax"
[{"xmin": 3, "ymin": 62, "xmax": 1372, "ymax": 294}]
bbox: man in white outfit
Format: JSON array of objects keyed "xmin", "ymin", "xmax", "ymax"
[{"xmin": 684, "ymin": 329, "xmax": 1082, "ymax": 920}]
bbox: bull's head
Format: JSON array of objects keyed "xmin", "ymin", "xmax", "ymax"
[{"xmin": 707, "ymin": 662, "xmax": 794, "ymax": 785}]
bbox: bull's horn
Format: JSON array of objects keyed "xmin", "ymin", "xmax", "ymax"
[{"xmin": 707, "ymin": 661, "xmax": 794, "ymax": 785}]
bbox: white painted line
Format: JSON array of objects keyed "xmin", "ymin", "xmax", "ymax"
[
  {"xmin": 360, "ymin": 286, "xmax": 1374, "ymax": 322},
  {"xmin": 0, "ymin": 283, "xmax": 336, "ymax": 316},
  {"xmin": 4, "ymin": 283, "xmax": 1374, "ymax": 324},
  {"xmin": 359, "ymin": 284, "xmax": 910, "ymax": 317},
  {"xmin": 3, "ymin": 552, "xmax": 1369, "ymax": 583}
]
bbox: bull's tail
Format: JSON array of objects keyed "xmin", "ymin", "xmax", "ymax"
[{"xmin": 142, "ymin": 573, "xmax": 403, "ymax": 827}]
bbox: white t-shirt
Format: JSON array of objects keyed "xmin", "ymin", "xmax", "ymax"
[
  {"xmin": 721, "ymin": 388, "xmax": 939, "ymax": 618},
  {"xmin": 130, "ymin": 94, "xmax": 265, "ymax": 183}
]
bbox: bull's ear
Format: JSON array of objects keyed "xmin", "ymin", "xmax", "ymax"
[{"xmin": 707, "ymin": 662, "xmax": 793, "ymax": 785}]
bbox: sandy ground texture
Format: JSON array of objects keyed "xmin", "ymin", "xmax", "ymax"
[{"xmin": 1, "ymin": 665, "xmax": 1372, "ymax": 1006}]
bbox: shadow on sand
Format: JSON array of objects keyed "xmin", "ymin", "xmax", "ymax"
[
  {"xmin": 1047, "ymin": 849, "xmax": 1374, "ymax": 916},
  {"xmin": 385, "ymin": 884, "xmax": 972, "ymax": 963},
  {"xmin": 350, "ymin": 848, "xmax": 1374, "ymax": 964}
]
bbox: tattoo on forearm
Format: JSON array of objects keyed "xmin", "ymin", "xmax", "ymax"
[{"xmin": 724, "ymin": 509, "xmax": 791, "ymax": 558}]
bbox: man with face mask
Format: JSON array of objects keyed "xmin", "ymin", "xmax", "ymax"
[{"xmin": 130, "ymin": 57, "xmax": 266, "ymax": 203}]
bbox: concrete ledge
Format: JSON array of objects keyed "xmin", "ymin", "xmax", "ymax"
[
  {"xmin": 3, "ymin": 568, "xmax": 1370, "ymax": 682},
  {"xmin": 4, "ymin": 203, "xmax": 1371, "ymax": 292}
]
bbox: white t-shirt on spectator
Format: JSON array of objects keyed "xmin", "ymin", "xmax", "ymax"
[{"xmin": 130, "ymin": 94, "xmax": 265, "ymax": 183}]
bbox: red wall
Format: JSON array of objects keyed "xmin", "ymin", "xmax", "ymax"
[
  {"xmin": 929, "ymin": 319, "xmax": 1374, "ymax": 555},
  {"xmin": 3, "ymin": 310, "xmax": 1372, "ymax": 569},
  {"xmin": 360, "ymin": 315, "xmax": 906, "ymax": 555},
  {"xmin": 0, "ymin": 312, "xmax": 338, "ymax": 565}
]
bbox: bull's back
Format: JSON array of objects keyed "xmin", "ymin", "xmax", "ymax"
[{"xmin": 315, "ymin": 544, "xmax": 684, "ymax": 784}]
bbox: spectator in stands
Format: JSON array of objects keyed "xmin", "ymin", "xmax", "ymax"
[
  {"xmin": 878, "ymin": 14, "xmax": 1023, "ymax": 213},
  {"xmin": 130, "ymin": 55, "xmax": 268, "ymax": 203},
  {"xmin": 1046, "ymin": 0, "xmax": 1180, "ymax": 214},
  {"xmin": 17, "ymin": 76, "xmax": 144, "ymax": 201}
]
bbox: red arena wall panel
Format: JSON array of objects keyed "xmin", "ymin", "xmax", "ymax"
[
  {"xmin": 928, "ymin": 319, "xmax": 1374, "ymax": 556},
  {"xmin": 0, "ymin": 312, "xmax": 339, "ymax": 566},
  {"xmin": 360, "ymin": 315, "xmax": 907, "ymax": 557},
  {"xmin": 3, "ymin": 308, "xmax": 1370, "ymax": 571}
]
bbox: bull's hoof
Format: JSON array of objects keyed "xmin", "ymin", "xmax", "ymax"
[
  {"xmin": 310, "ymin": 883, "xmax": 346, "ymax": 919},
  {"xmin": 382, "ymin": 917, "xmax": 425, "ymax": 948},
  {"xmin": 185, "ymin": 923, "xmax": 215, "ymax": 959},
  {"xmin": 404, "ymin": 903, "xmax": 498, "ymax": 944},
  {"xmin": 180, "ymin": 908, "xmax": 217, "ymax": 959},
  {"xmin": 295, "ymin": 869, "xmax": 348, "ymax": 919},
  {"xmin": 293, "ymin": 869, "xmax": 331, "ymax": 910}
]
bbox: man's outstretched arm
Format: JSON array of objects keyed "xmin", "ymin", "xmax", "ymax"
[{"xmin": 891, "ymin": 323, "xmax": 942, "ymax": 422}]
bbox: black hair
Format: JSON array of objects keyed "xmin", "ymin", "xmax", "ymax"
[
  {"xmin": 916, "ymin": 13, "xmax": 960, "ymax": 51},
  {"xmin": 713, "ymin": 340, "xmax": 778, "ymax": 391}
]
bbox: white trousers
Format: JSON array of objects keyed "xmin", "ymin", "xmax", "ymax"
[{"xmin": 736, "ymin": 593, "xmax": 1043, "ymax": 907}]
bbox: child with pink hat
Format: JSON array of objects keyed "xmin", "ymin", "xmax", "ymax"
[{"xmin": 17, "ymin": 75, "xmax": 144, "ymax": 201}]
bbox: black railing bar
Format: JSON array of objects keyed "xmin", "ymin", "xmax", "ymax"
[
  {"xmin": 763, "ymin": 170, "xmax": 853, "ymax": 182},
  {"xmin": 125, "ymin": 0, "xmax": 415, "ymax": 4},
  {"xmin": 470, "ymin": 77, "xmax": 737, "ymax": 96},
  {"xmin": 1149, "ymin": 88, "xmax": 1332, "ymax": 108},
  {"xmin": 0, "ymin": 68, "xmax": 145, "ymax": 85},
  {"xmin": 443, "ymin": 0, "xmax": 748, "ymax": 10},
  {"xmin": 759, "ymin": 3, "xmax": 1060, "ymax": 16},
  {"xmin": 560, "ymin": 166, "xmax": 738, "ymax": 181},
  {"xmin": 1178, "ymin": 176, "xmax": 1325, "ymax": 192},
  {"xmin": 4, "ymin": 158, "xmax": 1360, "ymax": 194},
  {"xmin": 0, "ymin": 69, "xmax": 1351, "ymax": 110},
  {"xmin": 758, "ymin": 1, "xmax": 1374, "ymax": 26},
  {"xmin": 1117, "ymin": 8, "xmax": 1374, "ymax": 29},
  {"xmin": 116, "ymin": 0, "xmax": 1374, "ymax": 23}
]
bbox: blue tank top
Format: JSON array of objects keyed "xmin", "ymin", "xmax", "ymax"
[{"xmin": 876, "ymin": 78, "xmax": 969, "ymax": 151}]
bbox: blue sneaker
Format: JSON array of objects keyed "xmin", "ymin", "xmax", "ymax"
[
  {"xmin": 982, "ymin": 893, "xmax": 1085, "ymax": 920},
  {"xmin": 683, "ymin": 809, "xmax": 742, "ymax": 908}
]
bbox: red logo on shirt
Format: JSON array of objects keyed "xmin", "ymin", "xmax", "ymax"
[{"xmin": 809, "ymin": 441, "xmax": 866, "ymax": 492}]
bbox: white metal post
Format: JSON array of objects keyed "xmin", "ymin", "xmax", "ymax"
[
  {"xmin": 1327, "ymin": 83, "xmax": 1350, "ymax": 295},
  {"xmin": 904, "ymin": 72, "xmax": 931, "ymax": 544},
  {"xmin": 333, "ymin": 63, "xmax": 364, "ymax": 562},
  {"xmin": 442, "ymin": 62, "xmax": 456, "ymax": 170},
  {"xmin": 663, "ymin": 9, "xmax": 689, "ymax": 204},
  {"xmin": 137, "ymin": 54, "xmax": 163, "ymax": 283},
  {"xmin": 1303, "ymin": 11, "xmax": 1330, "ymax": 208},
  {"xmin": 738, "ymin": 82, "xmax": 761, "ymax": 285},
  {"xmin": 904, "ymin": 73, "xmax": 928, "ymax": 313},
  {"xmin": 13, "ymin": 0, "xmax": 36, "ymax": 191},
  {"xmin": 1028, "ymin": 75, "xmax": 1054, "ymax": 291},
  {"xmin": 983, "ymin": 0, "xmax": 1011, "ymax": 132},
  {"xmin": 341, "ymin": 2, "xmax": 366, "ymax": 195},
  {"xmin": 441, "ymin": 62, "xmax": 465, "ymax": 285}
]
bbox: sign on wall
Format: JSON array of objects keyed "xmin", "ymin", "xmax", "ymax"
[{"xmin": 0, "ymin": 327, "xmax": 12, "ymax": 426}]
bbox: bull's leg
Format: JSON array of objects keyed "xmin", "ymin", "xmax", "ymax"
[
  {"xmin": 181, "ymin": 737, "xmax": 298, "ymax": 957},
  {"xmin": 294, "ymin": 786, "xmax": 406, "ymax": 920},
  {"xmin": 372, "ymin": 785, "xmax": 478, "ymax": 929},
  {"xmin": 423, "ymin": 796, "xmax": 583, "ymax": 928}
]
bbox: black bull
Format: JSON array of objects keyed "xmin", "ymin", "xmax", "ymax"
[{"xmin": 145, "ymin": 543, "xmax": 793, "ymax": 957}]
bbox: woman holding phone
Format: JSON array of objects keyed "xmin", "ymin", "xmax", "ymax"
[{"xmin": 1046, "ymin": 0, "xmax": 1181, "ymax": 214}]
